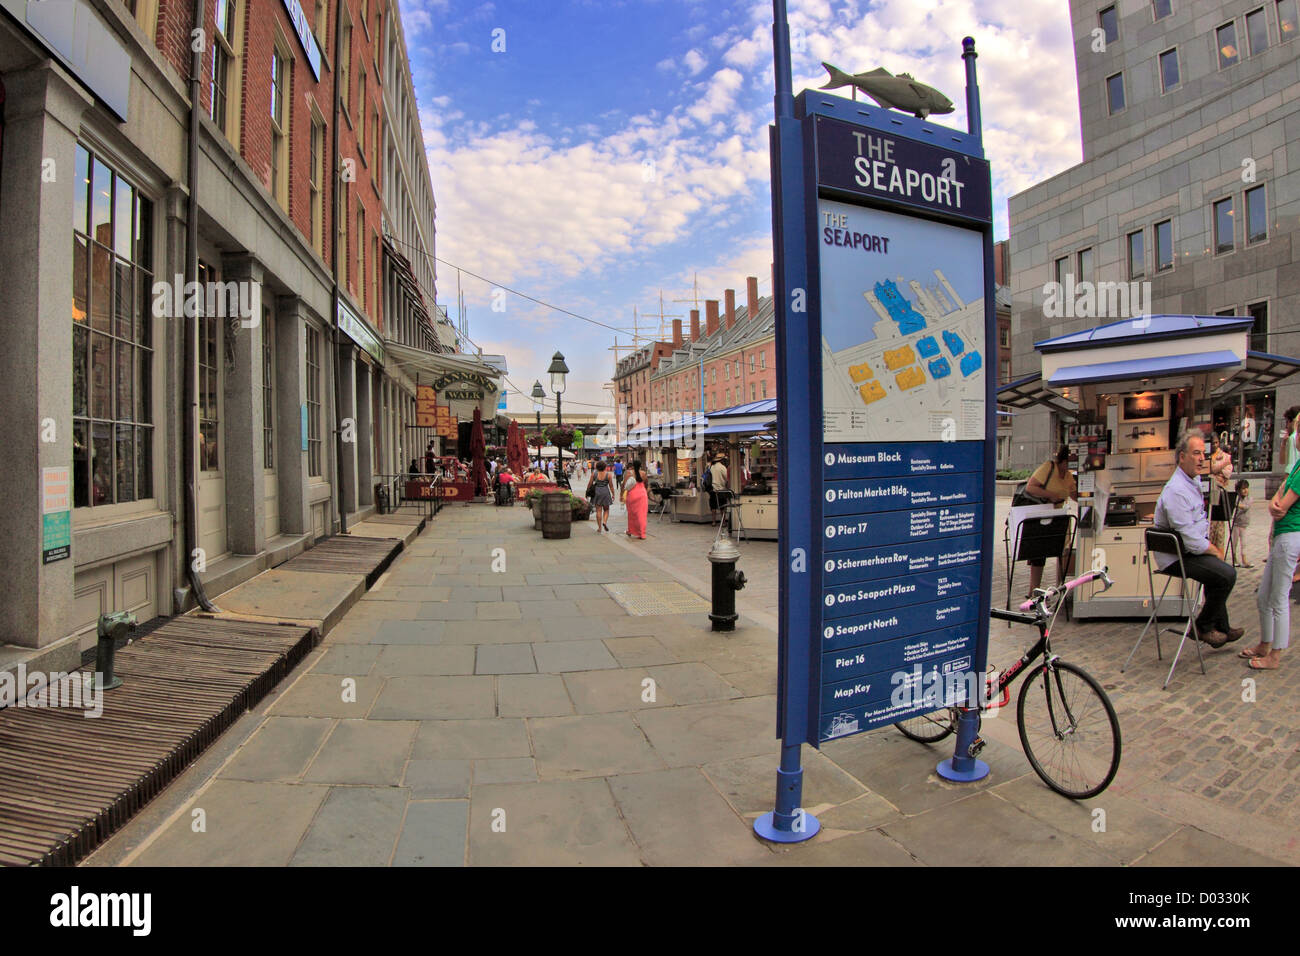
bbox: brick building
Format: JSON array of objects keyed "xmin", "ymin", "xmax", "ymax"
[{"xmin": 0, "ymin": 0, "xmax": 498, "ymax": 660}]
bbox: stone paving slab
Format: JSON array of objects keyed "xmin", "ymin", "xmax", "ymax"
[
  {"xmin": 374, "ymin": 644, "xmax": 476, "ymax": 676},
  {"xmin": 368, "ymin": 676, "xmax": 496, "ymax": 719},
  {"xmin": 130, "ymin": 780, "xmax": 330, "ymax": 867},
  {"xmin": 302, "ymin": 719, "xmax": 417, "ymax": 785},
  {"xmin": 467, "ymin": 779, "xmax": 642, "ymax": 866},
  {"xmin": 608, "ymin": 768, "xmax": 772, "ymax": 866},
  {"xmin": 563, "ymin": 667, "xmax": 674, "ymax": 713},
  {"xmin": 532, "ymin": 639, "xmax": 619, "ymax": 672},
  {"xmin": 289, "ymin": 786, "xmax": 409, "ymax": 866},
  {"xmin": 393, "ymin": 800, "xmax": 468, "ymax": 867},
  {"xmin": 530, "ymin": 713, "xmax": 667, "ymax": 778},
  {"xmin": 413, "ymin": 718, "xmax": 532, "ymax": 759},
  {"xmin": 267, "ymin": 673, "xmax": 385, "ymax": 718},
  {"xmin": 1131, "ymin": 825, "xmax": 1285, "ymax": 866},
  {"xmin": 222, "ymin": 716, "xmax": 335, "ymax": 783},
  {"xmin": 496, "ymin": 674, "xmax": 575, "ymax": 717},
  {"xmin": 403, "ymin": 759, "xmax": 472, "ymax": 799}
]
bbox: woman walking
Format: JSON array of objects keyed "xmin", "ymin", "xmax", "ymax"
[
  {"xmin": 1247, "ymin": 455, "xmax": 1300, "ymax": 670},
  {"xmin": 587, "ymin": 461, "xmax": 615, "ymax": 533},
  {"xmin": 624, "ymin": 460, "xmax": 648, "ymax": 540}
]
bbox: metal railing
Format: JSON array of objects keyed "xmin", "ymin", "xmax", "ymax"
[{"xmin": 375, "ymin": 473, "xmax": 444, "ymax": 519}]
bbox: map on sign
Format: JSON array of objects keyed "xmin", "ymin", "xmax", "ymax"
[{"xmin": 819, "ymin": 198, "xmax": 985, "ymax": 443}]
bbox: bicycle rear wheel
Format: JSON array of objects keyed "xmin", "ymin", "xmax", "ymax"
[
  {"xmin": 1017, "ymin": 660, "xmax": 1121, "ymax": 799},
  {"xmin": 895, "ymin": 708, "xmax": 957, "ymax": 743}
]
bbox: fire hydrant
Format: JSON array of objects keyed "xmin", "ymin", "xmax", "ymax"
[
  {"xmin": 94, "ymin": 611, "xmax": 136, "ymax": 691},
  {"xmin": 708, "ymin": 537, "xmax": 747, "ymax": 631}
]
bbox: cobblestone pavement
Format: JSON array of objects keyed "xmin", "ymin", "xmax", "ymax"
[
  {"xmin": 633, "ymin": 497, "xmax": 1300, "ymax": 846},
  {"xmin": 86, "ymin": 500, "xmax": 1293, "ymax": 866}
]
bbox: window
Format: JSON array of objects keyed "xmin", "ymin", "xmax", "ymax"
[
  {"xmin": 1154, "ymin": 219, "xmax": 1173, "ymax": 271},
  {"xmin": 263, "ymin": 312, "xmax": 274, "ymax": 468},
  {"xmin": 1159, "ymin": 48, "xmax": 1180, "ymax": 92},
  {"xmin": 1000, "ymin": 359, "xmax": 1011, "ymax": 383},
  {"xmin": 358, "ymin": 71, "xmax": 367, "ymax": 154},
  {"xmin": 313, "ymin": 0, "xmax": 326, "ymax": 46},
  {"xmin": 1127, "ymin": 230, "xmax": 1145, "ymax": 279},
  {"xmin": 749, "ymin": 355, "xmax": 755, "ymax": 373},
  {"xmin": 339, "ymin": 180, "xmax": 349, "ymax": 275},
  {"xmin": 339, "ymin": 18, "xmax": 352, "ymax": 115},
  {"xmin": 72, "ymin": 145, "xmax": 154, "ymax": 508},
  {"xmin": 1280, "ymin": 0, "xmax": 1299, "ymax": 40},
  {"xmin": 310, "ymin": 116, "xmax": 325, "ymax": 255},
  {"xmin": 1217, "ymin": 22, "xmax": 1240, "ymax": 68},
  {"xmin": 197, "ymin": 261, "xmax": 220, "ymax": 472},
  {"xmin": 999, "ymin": 326, "xmax": 1010, "ymax": 348},
  {"xmin": 750, "ymin": 384, "xmax": 756, "ymax": 400},
  {"xmin": 1153, "ymin": 0, "xmax": 1172, "ymax": 19},
  {"xmin": 711, "ymin": 368, "xmax": 716, "ymax": 384},
  {"xmin": 1247, "ymin": 301, "xmax": 1269, "ymax": 351},
  {"xmin": 270, "ymin": 44, "xmax": 290, "ymax": 210},
  {"xmin": 357, "ymin": 202, "xmax": 366, "ymax": 307},
  {"xmin": 1246, "ymin": 184, "xmax": 1268, "ymax": 243},
  {"xmin": 760, "ymin": 352, "xmax": 766, "ymax": 369},
  {"xmin": 1099, "ymin": 5, "xmax": 1118, "ymax": 43},
  {"xmin": 761, "ymin": 380, "xmax": 767, "ymax": 397},
  {"xmin": 1106, "ymin": 72, "xmax": 1125, "ymax": 114},
  {"xmin": 1247, "ymin": 7, "xmax": 1269, "ymax": 53},
  {"xmin": 1054, "ymin": 256, "xmax": 1068, "ymax": 285},
  {"xmin": 210, "ymin": 0, "xmax": 236, "ymax": 134},
  {"xmin": 724, "ymin": 362, "xmax": 729, "ymax": 380},
  {"xmin": 1213, "ymin": 197, "xmax": 1234, "ymax": 253},
  {"xmin": 1077, "ymin": 247, "xmax": 1093, "ymax": 283},
  {"xmin": 1215, "ymin": 307, "xmax": 1237, "ymax": 317},
  {"xmin": 734, "ymin": 360, "xmax": 740, "ymax": 378},
  {"xmin": 306, "ymin": 325, "xmax": 322, "ymax": 476}
]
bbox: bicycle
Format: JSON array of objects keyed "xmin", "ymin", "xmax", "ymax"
[{"xmin": 894, "ymin": 568, "xmax": 1122, "ymax": 799}]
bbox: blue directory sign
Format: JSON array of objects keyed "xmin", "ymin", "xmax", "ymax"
[
  {"xmin": 756, "ymin": 23, "xmax": 992, "ymax": 843},
  {"xmin": 770, "ymin": 56, "xmax": 995, "ymax": 752}
]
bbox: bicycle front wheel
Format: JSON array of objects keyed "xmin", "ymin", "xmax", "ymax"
[
  {"xmin": 895, "ymin": 708, "xmax": 957, "ymax": 744},
  {"xmin": 1017, "ymin": 660, "xmax": 1121, "ymax": 799}
]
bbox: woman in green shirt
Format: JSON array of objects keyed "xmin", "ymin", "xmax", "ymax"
[{"xmin": 1248, "ymin": 461, "xmax": 1300, "ymax": 669}]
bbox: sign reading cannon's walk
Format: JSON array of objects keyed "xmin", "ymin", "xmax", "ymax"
[{"xmin": 755, "ymin": 6, "xmax": 996, "ymax": 843}]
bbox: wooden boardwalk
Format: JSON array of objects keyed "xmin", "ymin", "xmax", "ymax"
[
  {"xmin": 0, "ymin": 618, "xmax": 316, "ymax": 866},
  {"xmin": 281, "ymin": 535, "xmax": 404, "ymax": 587}
]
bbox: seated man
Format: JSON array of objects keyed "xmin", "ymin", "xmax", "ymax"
[{"xmin": 1152, "ymin": 431, "xmax": 1243, "ymax": 648}]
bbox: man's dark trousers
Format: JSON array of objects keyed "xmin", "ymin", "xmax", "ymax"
[{"xmin": 1162, "ymin": 553, "xmax": 1237, "ymax": 633}]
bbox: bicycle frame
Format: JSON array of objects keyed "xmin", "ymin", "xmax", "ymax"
[{"xmin": 980, "ymin": 568, "xmax": 1112, "ymax": 719}]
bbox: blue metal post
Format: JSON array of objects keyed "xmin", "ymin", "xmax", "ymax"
[
  {"xmin": 962, "ymin": 37, "xmax": 981, "ymax": 141},
  {"xmin": 938, "ymin": 708, "xmax": 990, "ymax": 782},
  {"xmin": 755, "ymin": 0, "xmax": 820, "ymax": 845}
]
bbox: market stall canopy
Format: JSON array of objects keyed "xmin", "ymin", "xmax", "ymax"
[
  {"xmin": 626, "ymin": 414, "xmax": 707, "ymax": 447},
  {"xmin": 1000, "ymin": 314, "xmax": 1300, "ymax": 410},
  {"xmin": 704, "ymin": 398, "xmax": 778, "ymax": 436}
]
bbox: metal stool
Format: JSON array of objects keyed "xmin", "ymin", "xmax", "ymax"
[
  {"xmin": 1124, "ymin": 528, "xmax": 1206, "ymax": 689},
  {"xmin": 715, "ymin": 490, "xmax": 746, "ymax": 542}
]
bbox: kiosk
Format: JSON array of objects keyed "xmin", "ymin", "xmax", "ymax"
[{"xmin": 1000, "ymin": 314, "xmax": 1300, "ymax": 619}]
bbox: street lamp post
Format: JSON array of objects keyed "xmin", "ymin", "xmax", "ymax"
[
  {"xmin": 548, "ymin": 352, "xmax": 569, "ymax": 487},
  {"xmin": 531, "ymin": 380, "xmax": 545, "ymax": 472}
]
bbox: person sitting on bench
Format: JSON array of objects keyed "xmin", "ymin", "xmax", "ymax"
[{"xmin": 1152, "ymin": 431, "xmax": 1244, "ymax": 649}]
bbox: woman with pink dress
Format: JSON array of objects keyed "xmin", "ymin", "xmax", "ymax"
[{"xmin": 624, "ymin": 460, "xmax": 648, "ymax": 540}]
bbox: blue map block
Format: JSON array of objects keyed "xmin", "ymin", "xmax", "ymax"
[
  {"xmin": 916, "ymin": 336, "xmax": 939, "ymax": 358},
  {"xmin": 928, "ymin": 357, "xmax": 951, "ymax": 379},
  {"xmin": 942, "ymin": 330, "xmax": 965, "ymax": 356},
  {"xmin": 960, "ymin": 351, "xmax": 982, "ymax": 377},
  {"xmin": 874, "ymin": 279, "xmax": 927, "ymax": 335}
]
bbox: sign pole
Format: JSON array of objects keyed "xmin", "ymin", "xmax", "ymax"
[{"xmin": 754, "ymin": 0, "xmax": 820, "ymax": 844}]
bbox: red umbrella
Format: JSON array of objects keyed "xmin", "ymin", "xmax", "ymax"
[{"xmin": 470, "ymin": 407, "xmax": 488, "ymax": 497}]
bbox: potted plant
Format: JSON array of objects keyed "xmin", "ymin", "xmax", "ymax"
[
  {"xmin": 570, "ymin": 493, "xmax": 591, "ymax": 522},
  {"xmin": 525, "ymin": 488, "xmax": 545, "ymax": 529}
]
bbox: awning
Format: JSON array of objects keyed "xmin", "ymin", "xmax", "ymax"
[
  {"xmin": 1034, "ymin": 314, "xmax": 1254, "ymax": 352},
  {"xmin": 627, "ymin": 414, "xmax": 707, "ymax": 447},
  {"xmin": 1211, "ymin": 350, "xmax": 1300, "ymax": 400},
  {"xmin": 706, "ymin": 420, "xmax": 774, "ymax": 436},
  {"xmin": 997, "ymin": 373, "xmax": 1080, "ymax": 416},
  {"xmin": 1047, "ymin": 350, "xmax": 1240, "ymax": 387},
  {"xmin": 384, "ymin": 341, "xmax": 505, "ymax": 390}
]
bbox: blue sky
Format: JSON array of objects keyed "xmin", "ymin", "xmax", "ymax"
[{"xmin": 396, "ymin": 0, "xmax": 1082, "ymax": 416}]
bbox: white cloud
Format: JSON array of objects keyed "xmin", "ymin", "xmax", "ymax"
[
  {"xmin": 683, "ymin": 48, "xmax": 707, "ymax": 75},
  {"xmin": 685, "ymin": 67, "xmax": 743, "ymax": 124}
]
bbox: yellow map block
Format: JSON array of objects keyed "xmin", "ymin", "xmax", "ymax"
[
  {"xmin": 849, "ymin": 362, "xmax": 875, "ymax": 383},
  {"xmin": 895, "ymin": 365, "xmax": 925, "ymax": 391},
  {"xmin": 858, "ymin": 380, "xmax": 886, "ymax": 404},
  {"xmin": 883, "ymin": 346, "xmax": 915, "ymax": 371}
]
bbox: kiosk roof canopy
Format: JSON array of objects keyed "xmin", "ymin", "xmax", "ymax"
[
  {"xmin": 1048, "ymin": 350, "xmax": 1241, "ymax": 386},
  {"xmin": 1034, "ymin": 314, "xmax": 1254, "ymax": 353}
]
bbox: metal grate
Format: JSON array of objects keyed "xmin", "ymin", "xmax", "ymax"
[{"xmin": 603, "ymin": 582, "xmax": 711, "ymax": 616}]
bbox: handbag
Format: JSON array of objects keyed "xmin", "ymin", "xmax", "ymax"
[{"xmin": 1011, "ymin": 461, "xmax": 1054, "ymax": 507}]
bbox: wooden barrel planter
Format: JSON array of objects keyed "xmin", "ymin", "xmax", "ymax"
[{"xmin": 540, "ymin": 492, "xmax": 572, "ymax": 539}]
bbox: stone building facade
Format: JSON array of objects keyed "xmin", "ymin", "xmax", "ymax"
[{"xmin": 1007, "ymin": 0, "xmax": 1300, "ymax": 471}]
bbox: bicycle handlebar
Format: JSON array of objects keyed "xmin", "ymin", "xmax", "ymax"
[{"xmin": 1017, "ymin": 568, "xmax": 1113, "ymax": 614}]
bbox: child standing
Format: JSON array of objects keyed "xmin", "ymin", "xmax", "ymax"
[{"xmin": 1233, "ymin": 478, "xmax": 1252, "ymax": 567}]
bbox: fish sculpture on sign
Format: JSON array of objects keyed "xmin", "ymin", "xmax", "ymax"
[{"xmin": 820, "ymin": 62, "xmax": 955, "ymax": 119}]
